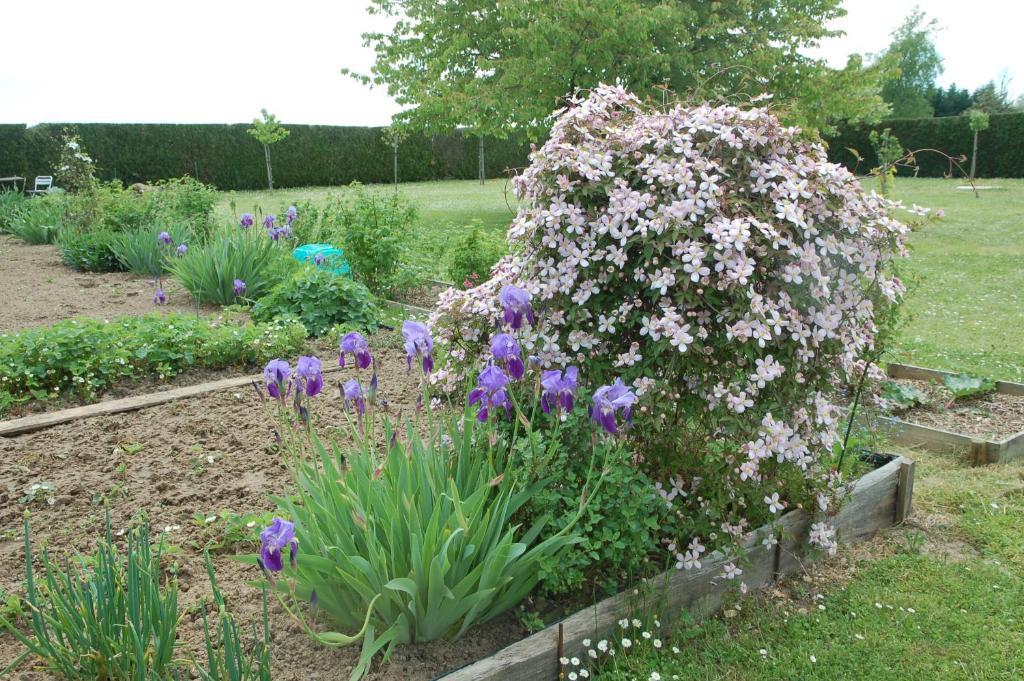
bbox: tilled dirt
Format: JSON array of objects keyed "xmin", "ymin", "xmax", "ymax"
[{"xmin": 879, "ymin": 378, "xmax": 1024, "ymax": 441}]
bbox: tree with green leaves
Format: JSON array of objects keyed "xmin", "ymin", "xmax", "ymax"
[
  {"xmin": 346, "ymin": 0, "xmax": 891, "ymax": 138},
  {"xmin": 972, "ymin": 77, "xmax": 1015, "ymax": 114},
  {"xmin": 876, "ymin": 8, "xmax": 943, "ymax": 118},
  {"xmin": 932, "ymin": 83, "xmax": 973, "ymax": 117},
  {"xmin": 247, "ymin": 109, "xmax": 289, "ymax": 190},
  {"xmin": 967, "ymin": 108, "xmax": 989, "ymax": 181}
]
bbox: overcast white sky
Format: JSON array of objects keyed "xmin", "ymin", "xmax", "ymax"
[{"xmin": 1, "ymin": 0, "xmax": 1020, "ymax": 126}]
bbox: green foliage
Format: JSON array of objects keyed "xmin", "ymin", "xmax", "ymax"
[
  {"xmin": 968, "ymin": 109, "xmax": 991, "ymax": 134},
  {"xmin": 0, "ymin": 314, "xmax": 306, "ymax": 412},
  {"xmin": 6, "ymin": 196, "xmax": 63, "ymax": 244},
  {"xmin": 110, "ymin": 224, "xmax": 190, "ymax": 276},
  {"xmin": 251, "ymin": 266, "xmax": 378, "ymax": 337},
  {"xmin": 170, "ymin": 229, "xmax": 292, "ymax": 305},
  {"xmin": 196, "ymin": 552, "xmax": 272, "ymax": 681},
  {"xmin": 522, "ymin": 418, "xmax": 669, "ymax": 597},
  {"xmin": 881, "ymin": 381, "xmax": 927, "ymax": 410},
  {"xmin": 972, "ymin": 78, "xmax": 1017, "ymax": 115},
  {"xmin": 340, "ymin": 185, "xmax": 417, "ymax": 294},
  {"xmin": 289, "ymin": 194, "xmax": 346, "ymax": 246},
  {"xmin": 0, "ymin": 187, "xmax": 27, "ymax": 232},
  {"xmin": 15, "ymin": 122, "xmax": 528, "ymax": 190},
  {"xmin": 57, "ymin": 228, "xmax": 125, "ymax": 272},
  {"xmin": 932, "ymin": 83, "xmax": 974, "ymax": 117},
  {"xmin": 271, "ymin": 407, "xmax": 589, "ymax": 678},
  {"xmin": 447, "ymin": 224, "xmax": 504, "ymax": 288},
  {"xmin": 876, "ymin": 8, "xmax": 943, "ymax": 118},
  {"xmin": 247, "ymin": 108, "xmax": 289, "ymax": 147},
  {"xmin": 0, "ymin": 517, "xmax": 178, "ymax": 680},
  {"xmin": 826, "ymin": 112, "xmax": 1024, "ymax": 178},
  {"xmin": 349, "ymin": 0, "xmax": 888, "ymax": 138},
  {"xmin": 942, "ymin": 374, "xmax": 997, "ymax": 401},
  {"xmin": 55, "ymin": 130, "xmax": 99, "ymax": 194},
  {"xmin": 191, "ymin": 509, "xmax": 276, "ymax": 554},
  {"xmin": 869, "ymin": 128, "xmax": 904, "ymax": 195}
]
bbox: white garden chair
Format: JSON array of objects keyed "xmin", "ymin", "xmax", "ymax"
[{"xmin": 26, "ymin": 176, "xmax": 53, "ymax": 196}]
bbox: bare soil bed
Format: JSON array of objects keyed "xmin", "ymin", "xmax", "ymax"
[
  {"xmin": 0, "ymin": 235, "xmax": 212, "ymax": 333},
  {"xmin": 878, "ymin": 378, "xmax": 1024, "ymax": 441},
  {"xmin": 0, "ymin": 347, "xmax": 525, "ymax": 678}
]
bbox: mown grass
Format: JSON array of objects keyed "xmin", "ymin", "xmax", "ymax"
[{"xmin": 218, "ymin": 177, "xmax": 1024, "ymax": 678}]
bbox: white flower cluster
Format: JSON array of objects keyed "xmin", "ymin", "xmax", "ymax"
[{"xmin": 430, "ymin": 84, "xmax": 908, "ymax": 558}]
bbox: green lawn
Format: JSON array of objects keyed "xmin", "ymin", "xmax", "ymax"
[{"xmin": 217, "ymin": 176, "xmax": 1024, "ymax": 680}]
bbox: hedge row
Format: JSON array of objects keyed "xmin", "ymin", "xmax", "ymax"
[
  {"xmin": 0, "ymin": 123, "xmax": 532, "ymax": 190},
  {"xmin": 824, "ymin": 112, "xmax": 1024, "ymax": 178}
]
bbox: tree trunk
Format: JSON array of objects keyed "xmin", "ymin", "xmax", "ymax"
[
  {"xmin": 263, "ymin": 144, "xmax": 274, "ymax": 190},
  {"xmin": 478, "ymin": 136, "xmax": 485, "ymax": 185},
  {"xmin": 393, "ymin": 142, "xmax": 399, "ymax": 189},
  {"xmin": 969, "ymin": 130, "xmax": 979, "ymax": 181}
]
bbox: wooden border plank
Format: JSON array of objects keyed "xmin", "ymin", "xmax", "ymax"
[
  {"xmin": 886, "ymin": 363, "xmax": 1024, "ymax": 397},
  {"xmin": 382, "ymin": 299, "xmax": 432, "ymax": 317},
  {"xmin": 895, "ymin": 459, "xmax": 915, "ymax": 523},
  {"xmin": 994, "ymin": 431, "xmax": 1024, "ymax": 465},
  {"xmin": 0, "ymin": 367, "xmax": 347, "ymax": 438},
  {"xmin": 871, "ymin": 414, "xmax": 975, "ymax": 452},
  {"xmin": 440, "ymin": 456, "xmax": 909, "ymax": 681}
]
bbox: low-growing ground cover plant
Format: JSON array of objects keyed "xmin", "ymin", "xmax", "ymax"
[
  {"xmin": 942, "ymin": 373, "xmax": 996, "ymax": 401},
  {"xmin": 431, "ymin": 85, "xmax": 911, "ymax": 577},
  {"xmin": 0, "ymin": 314, "xmax": 306, "ymax": 413},
  {"xmin": 57, "ymin": 228, "xmax": 125, "ymax": 272},
  {"xmin": 251, "ymin": 265, "xmax": 378, "ymax": 336}
]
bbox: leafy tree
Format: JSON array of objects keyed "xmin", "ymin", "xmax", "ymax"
[
  {"xmin": 932, "ymin": 83, "xmax": 973, "ymax": 117},
  {"xmin": 347, "ymin": 0, "xmax": 891, "ymax": 138},
  {"xmin": 972, "ymin": 77, "xmax": 1015, "ymax": 114},
  {"xmin": 967, "ymin": 108, "xmax": 989, "ymax": 180},
  {"xmin": 877, "ymin": 8, "xmax": 943, "ymax": 118},
  {"xmin": 247, "ymin": 109, "xmax": 289, "ymax": 190}
]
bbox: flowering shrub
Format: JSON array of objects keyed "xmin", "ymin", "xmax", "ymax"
[{"xmin": 430, "ymin": 85, "xmax": 910, "ymax": 562}]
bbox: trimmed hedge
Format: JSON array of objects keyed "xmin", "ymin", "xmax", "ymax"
[
  {"xmin": 0, "ymin": 123, "xmax": 530, "ymax": 190},
  {"xmin": 825, "ymin": 112, "xmax": 1024, "ymax": 178}
]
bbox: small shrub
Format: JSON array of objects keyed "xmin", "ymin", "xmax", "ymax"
[
  {"xmin": 252, "ymin": 266, "xmax": 378, "ymax": 336},
  {"xmin": 57, "ymin": 229, "xmax": 125, "ymax": 272},
  {"xmin": 170, "ymin": 229, "xmax": 292, "ymax": 305},
  {"xmin": 447, "ymin": 223, "xmax": 503, "ymax": 288},
  {"xmin": 0, "ymin": 518, "xmax": 179, "ymax": 680},
  {"xmin": 0, "ymin": 314, "xmax": 306, "ymax": 412},
  {"xmin": 0, "ymin": 188, "xmax": 27, "ymax": 232},
  {"xmin": 269, "ymin": 404, "xmax": 591, "ymax": 678},
  {"xmin": 150, "ymin": 176, "xmax": 217, "ymax": 231},
  {"xmin": 289, "ymin": 194, "xmax": 346, "ymax": 246},
  {"xmin": 341, "ymin": 184, "xmax": 417, "ymax": 294},
  {"xmin": 7, "ymin": 197, "xmax": 63, "ymax": 244},
  {"xmin": 110, "ymin": 222, "xmax": 193, "ymax": 276}
]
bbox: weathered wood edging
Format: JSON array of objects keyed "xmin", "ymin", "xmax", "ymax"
[
  {"xmin": 439, "ymin": 456, "xmax": 915, "ymax": 681},
  {"xmin": 877, "ymin": 363, "xmax": 1024, "ymax": 464},
  {"xmin": 0, "ymin": 367, "xmax": 347, "ymax": 438}
]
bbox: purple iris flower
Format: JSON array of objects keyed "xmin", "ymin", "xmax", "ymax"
[
  {"xmin": 468, "ymin": 365, "xmax": 511, "ymax": 421},
  {"xmin": 342, "ymin": 379, "xmax": 366, "ymax": 415},
  {"xmin": 541, "ymin": 366, "xmax": 579, "ymax": 414},
  {"xmin": 590, "ymin": 378, "xmax": 637, "ymax": 434},
  {"xmin": 240, "ymin": 213, "xmax": 255, "ymax": 228},
  {"xmin": 490, "ymin": 333, "xmax": 525, "ymax": 380},
  {"xmin": 175, "ymin": 243, "xmax": 187, "ymax": 256},
  {"xmin": 339, "ymin": 331, "xmax": 372, "ymax": 370},
  {"xmin": 402, "ymin": 320, "xmax": 434, "ymax": 374},
  {"xmin": 295, "ymin": 355, "xmax": 323, "ymax": 397},
  {"xmin": 499, "ymin": 284, "xmax": 535, "ymax": 330},
  {"xmin": 263, "ymin": 359, "xmax": 292, "ymax": 399},
  {"xmin": 233, "ymin": 279, "xmax": 247, "ymax": 297},
  {"xmin": 263, "ymin": 214, "xmax": 276, "ymax": 230},
  {"xmin": 259, "ymin": 518, "xmax": 298, "ymax": 573},
  {"xmin": 285, "ymin": 205, "xmax": 298, "ymax": 225},
  {"xmin": 157, "ymin": 231, "xmax": 172, "ymax": 245},
  {"xmin": 313, "ymin": 253, "xmax": 326, "ymax": 266},
  {"xmin": 153, "ymin": 287, "xmax": 167, "ymax": 305}
]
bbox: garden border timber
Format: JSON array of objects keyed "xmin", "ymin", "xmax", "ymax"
[
  {"xmin": 872, "ymin": 363, "xmax": 1024, "ymax": 465},
  {"xmin": 0, "ymin": 366, "xmax": 349, "ymax": 438},
  {"xmin": 438, "ymin": 456, "xmax": 914, "ymax": 681}
]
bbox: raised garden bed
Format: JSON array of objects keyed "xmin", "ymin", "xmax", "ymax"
[
  {"xmin": 869, "ymin": 363, "xmax": 1024, "ymax": 465},
  {"xmin": 440, "ymin": 455, "xmax": 915, "ymax": 680}
]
